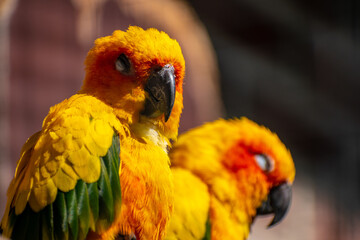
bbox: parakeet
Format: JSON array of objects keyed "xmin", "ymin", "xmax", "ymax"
[
  {"xmin": 165, "ymin": 118, "xmax": 295, "ymax": 240},
  {"xmin": 1, "ymin": 26, "xmax": 185, "ymax": 240}
]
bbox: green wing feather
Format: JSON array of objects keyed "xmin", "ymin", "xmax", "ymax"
[
  {"xmin": 201, "ymin": 215, "xmax": 211, "ymax": 240},
  {"xmin": 66, "ymin": 189, "xmax": 79, "ymax": 239},
  {"xmin": 87, "ymin": 182, "xmax": 99, "ymax": 231},
  {"xmin": 75, "ymin": 181, "xmax": 91, "ymax": 240},
  {"xmin": 4, "ymin": 133, "xmax": 121, "ymax": 240}
]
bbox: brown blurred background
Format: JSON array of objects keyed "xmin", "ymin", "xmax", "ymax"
[{"xmin": 1, "ymin": 0, "xmax": 360, "ymax": 239}]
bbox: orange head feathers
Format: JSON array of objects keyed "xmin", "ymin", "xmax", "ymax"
[
  {"xmin": 170, "ymin": 117, "xmax": 295, "ymax": 238},
  {"xmin": 81, "ymin": 26, "xmax": 185, "ymax": 140},
  {"xmin": 221, "ymin": 117, "xmax": 295, "ymax": 185}
]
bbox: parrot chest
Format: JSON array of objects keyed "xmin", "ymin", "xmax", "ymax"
[{"xmin": 117, "ymin": 134, "xmax": 173, "ymax": 240}]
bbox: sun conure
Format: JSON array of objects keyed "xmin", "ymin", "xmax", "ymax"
[
  {"xmin": 165, "ymin": 118, "xmax": 295, "ymax": 240},
  {"xmin": 0, "ymin": 26, "xmax": 185, "ymax": 240}
]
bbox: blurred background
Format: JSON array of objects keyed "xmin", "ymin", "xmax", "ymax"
[{"xmin": 0, "ymin": 0, "xmax": 359, "ymax": 239}]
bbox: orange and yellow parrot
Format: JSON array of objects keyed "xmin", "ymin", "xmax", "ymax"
[
  {"xmin": 1, "ymin": 26, "xmax": 185, "ymax": 240},
  {"xmin": 165, "ymin": 118, "xmax": 295, "ymax": 240}
]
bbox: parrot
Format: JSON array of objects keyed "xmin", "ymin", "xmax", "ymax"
[
  {"xmin": 0, "ymin": 26, "xmax": 185, "ymax": 240},
  {"xmin": 165, "ymin": 117, "xmax": 295, "ymax": 240}
]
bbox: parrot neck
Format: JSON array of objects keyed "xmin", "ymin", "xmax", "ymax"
[
  {"xmin": 130, "ymin": 121, "xmax": 170, "ymax": 153},
  {"xmin": 210, "ymin": 196, "xmax": 251, "ymax": 240},
  {"xmin": 208, "ymin": 169, "xmax": 269, "ymax": 239}
]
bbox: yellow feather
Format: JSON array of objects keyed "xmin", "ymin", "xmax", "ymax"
[
  {"xmin": 68, "ymin": 145, "xmax": 91, "ymax": 167},
  {"xmin": 52, "ymin": 168, "xmax": 77, "ymax": 192},
  {"xmin": 30, "ymin": 178, "xmax": 57, "ymax": 212},
  {"xmin": 165, "ymin": 168, "xmax": 210, "ymax": 240},
  {"xmin": 74, "ymin": 154, "xmax": 101, "ymax": 183}
]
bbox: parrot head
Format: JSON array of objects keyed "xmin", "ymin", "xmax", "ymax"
[
  {"xmin": 221, "ymin": 118, "xmax": 295, "ymax": 227},
  {"xmin": 81, "ymin": 26, "xmax": 185, "ymax": 140},
  {"xmin": 170, "ymin": 117, "xmax": 295, "ymax": 236}
]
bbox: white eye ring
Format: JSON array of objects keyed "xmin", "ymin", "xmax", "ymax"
[
  {"xmin": 254, "ymin": 154, "xmax": 274, "ymax": 172},
  {"xmin": 115, "ymin": 54, "xmax": 132, "ymax": 75}
]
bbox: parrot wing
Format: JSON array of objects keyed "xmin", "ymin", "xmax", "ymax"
[
  {"xmin": 165, "ymin": 168, "xmax": 211, "ymax": 240},
  {"xmin": 1, "ymin": 95, "xmax": 122, "ymax": 240}
]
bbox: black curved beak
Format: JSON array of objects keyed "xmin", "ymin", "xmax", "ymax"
[
  {"xmin": 256, "ymin": 182, "xmax": 292, "ymax": 228},
  {"xmin": 142, "ymin": 64, "xmax": 176, "ymax": 122}
]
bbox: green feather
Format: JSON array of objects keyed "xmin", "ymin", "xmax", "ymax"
[
  {"xmin": 54, "ymin": 192, "xmax": 69, "ymax": 240},
  {"xmin": 65, "ymin": 189, "xmax": 79, "ymax": 240},
  {"xmin": 87, "ymin": 182, "xmax": 99, "ymax": 231},
  {"xmin": 11, "ymin": 207, "xmax": 31, "ymax": 240},
  {"xmin": 41, "ymin": 204, "xmax": 55, "ymax": 240},
  {"xmin": 11, "ymin": 204, "xmax": 43, "ymax": 240},
  {"xmin": 112, "ymin": 133, "xmax": 121, "ymax": 191},
  {"xmin": 111, "ymin": 133, "xmax": 121, "ymax": 169},
  {"xmin": 75, "ymin": 180, "xmax": 91, "ymax": 239},
  {"xmin": 97, "ymin": 157, "xmax": 114, "ymax": 227},
  {"xmin": 95, "ymin": 133, "xmax": 122, "ymax": 231},
  {"xmin": 201, "ymin": 215, "xmax": 211, "ymax": 240},
  {"xmin": 103, "ymin": 134, "xmax": 121, "ymax": 212}
]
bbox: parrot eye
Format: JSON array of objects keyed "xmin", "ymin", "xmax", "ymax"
[
  {"xmin": 254, "ymin": 154, "xmax": 274, "ymax": 172},
  {"xmin": 115, "ymin": 54, "xmax": 132, "ymax": 75}
]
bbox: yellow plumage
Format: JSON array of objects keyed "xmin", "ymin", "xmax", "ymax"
[
  {"xmin": 165, "ymin": 168, "xmax": 210, "ymax": 240},
  {"xmin": 2, "ymin": 95, "xmax": 121, "ymax": 232}
]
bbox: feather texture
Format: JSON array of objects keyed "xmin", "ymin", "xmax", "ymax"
[{"xmin": 1, "ymin": 95, "xmax": 122, "ymax": 239}]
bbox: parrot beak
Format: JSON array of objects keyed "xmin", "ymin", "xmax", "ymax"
[
  {"xmin": 142, "ymin": 64, "xmax": 176, "ymax": 122},
  {"xmin": 255, "ymin": 182, "xmax": 292, "ymax": 228}
]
